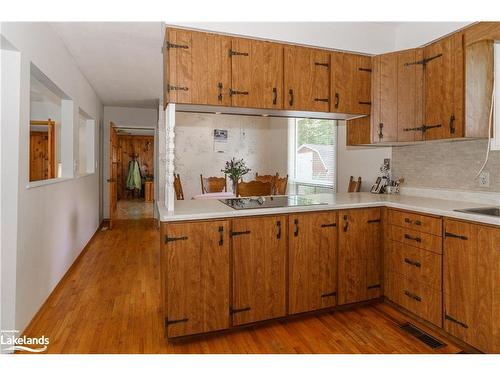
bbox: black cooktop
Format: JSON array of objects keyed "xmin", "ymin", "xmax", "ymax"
[{"xmin": 219, "ymin": 195, "xmax": 327, "ymax": 210}]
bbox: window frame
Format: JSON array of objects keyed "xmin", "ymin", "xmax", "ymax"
[{"xmin": 492, "ymin": 42, "xmax": 500, "ymax": 151}]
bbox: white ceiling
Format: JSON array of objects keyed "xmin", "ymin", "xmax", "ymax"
[{"xmin": 50, "ymin": 22, "xmax": 470, "ymax": 110}]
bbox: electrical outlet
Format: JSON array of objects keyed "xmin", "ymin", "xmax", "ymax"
[{"xmin": 479, "ymin": 171, "xmax": 490, "ymax": 187}]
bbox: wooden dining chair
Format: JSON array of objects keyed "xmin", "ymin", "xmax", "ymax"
[
  {"xmin": 348, "ymin": 176, "xmax": 362, "ymax": 193},
  {"xmin": 274, "ymin": 175, "xmax": 288, "ymax": 195},
  {"xmin": 200, "ymin": 174, "xmax": 227, "ymax": 194},
  {"xmin": 173, "ymin": 174, "xmax": 184, "ymax": 200},
  {"xmin": 236, "ymin": 180, "xmax": 273, "ymax": 197},
  {"xmin": 255, "ymin": 172, "xmax": 278, "ymax": 184}
]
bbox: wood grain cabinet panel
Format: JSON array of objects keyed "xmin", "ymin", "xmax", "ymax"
[
  {"xmin": 231, "ymin": 216, "xmax": 287, "ymax": 326},
  {"xmin": 163, "ymin": 220, "xmax": 230, "ymax": 338},
  {"xmin": 288, "ymin": 211, "xmax": 337, "ymax": 314},
  {"xmin": 443, "ymin": 219, "xmax": 500, "ymax": 353},
  {"xmin": 423, "ymin": 32, "xmax": 464, "ymax": 140},
  {"xmin": 230, "ymin": 38, "xmax": 283, "ymax": 109},
  {"xmin": 388, "ymin": 209, "xmax": 442, "ymax": 236},
  {"xmin": 338, "ymin": 208, "xmax": 382, "ymax": 304},
  {"xmin": 284, "ymin": 45, "xmax": 330, "ymax": 112},
  {"xmin": 164, "ymin": 28, "xmax": 231, "ymax": 106}
]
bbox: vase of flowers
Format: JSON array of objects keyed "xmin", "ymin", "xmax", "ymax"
[{"xmin": 222, "ymin": 157, "xmax": 251, "ymax": 194}]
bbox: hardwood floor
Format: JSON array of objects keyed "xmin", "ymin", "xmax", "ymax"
[
  {"xmin": 21, "ymin": 219, "xmax": 463, "ymax": 354},
  {"xmin": 116, "ymin": 199, "xmax": 154, "ymax": 220}
]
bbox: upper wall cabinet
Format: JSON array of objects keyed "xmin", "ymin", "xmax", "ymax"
[
  {"xmin": 422, "ymin": 32, "xmax": 464, "ymax": 140},
  {"xmin": 331, "ymin": 52, "xmax": 372, "ymax": 115},
  {"xmin": 283, "ymin": 46, "xmax": 331, "ymax": 112},
  {"xmin": 230, "ymin": 38, "xmax": 283, "ymax": 109},
  {"xmin": 164, "ymin": 28, "xmax": 232, "ymax": 106}
]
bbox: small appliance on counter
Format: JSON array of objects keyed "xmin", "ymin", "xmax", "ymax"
[{"xmin": 219, "ymin": 195, "xmax": 327, "ymax": 210}]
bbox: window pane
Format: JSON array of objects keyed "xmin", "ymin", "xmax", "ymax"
[{"xmin": 295, "ymin": 119, "xmax": 336, "ymax": 188}]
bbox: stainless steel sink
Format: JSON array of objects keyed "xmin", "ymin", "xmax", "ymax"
[{"xmin": 454, "ymin": 207, "xmax": 500, "ymax": 217}]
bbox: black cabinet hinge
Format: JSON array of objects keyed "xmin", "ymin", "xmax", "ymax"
[
  {"xmin": 167, "ymin": 84, "xmax": 189, "ymax": 92},
  {"xmin": 367, "ymin": 219, "xmax": 381, "ymax": 224},
  {"xmin": 449, "ymin": 114, "xmax": 456, "ymax": 134},
  {"xmin": 166, "ymin": 42, "xmax": 189, "ymax": 50},
  {"xmin": 321, "ymin": 291, "xmax": 337, "ymax": 298},
  {"xmin": 403, "ymin": 124, "xmax": 442, "ymax": 133},
  {"xmin": 404, "ymin": 53, "xmax": 443, "ymax": 67},
  {"xmin": 165, "ymin": 317, "xmax": 189, "ymax": 326},
  {"xmin": 314, "ymin": 62, "xmax": 329, "ymax": 68},
  {"xmin": 229, "ymin": 49, "xmax": 249, "ymax": 57},
  {"xmin": 445, "ymin": 232, "xmax": 468, "ymax": 241},
  {"xmin": 404, "ymin": 290, "xmax": 421, "ymax": 302},
  {"xmin": 445, "ymin": 314, "xmax": 468, "ymax": 329},
  {"xmin": 229, "ymin": 89, "xmax": 249, "ymax": 96},
  {"xmin": 230, "ymin": 230, "xmax": 251, "ymax": 237},
  {"xmin": 321, "ymin": 223, "xmax": 337, "ymax": 228},
  {"xmin": 230, "ymin": 306, "xmax": 251, "ymax": 314},
  {"xmin": 358, "ymin": 67, "xmax": 372, "ymax": 72},
  {"xmin": 314, "ymin": 98, "xmax": 329, "ymax": 103},
  {"xmin": 165, "ymin": 235, "xmax": 188, "ymax": 243},
  {"xmin": 358, "ymin": 101, "xmax": 371, "ymax": 105},
  {"xmin": 367, "ymin": 284, "xmax": 381, "ymax": 290},
  {"xmin": 218, "ymin": 226, "xmax": 224, "ymax": 246}
]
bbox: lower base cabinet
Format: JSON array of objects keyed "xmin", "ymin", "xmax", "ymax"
[
  {"xmin": 338, "ymin": 208, "xmax": 382, "ymax": 305},
  {"xmin": 161, "ymin": 220, "xmax": 230, "ymax": 338},
  {"xmin": 288, "ymin": 211, "xmax": 338, "ymax": 314},
  {"xmin": 443, "ymin": 219, "xmax": 500, "ymax": 353},
  {"xmin": 231, "ymin": 215, "xmax": 287, "ymax": 325}
]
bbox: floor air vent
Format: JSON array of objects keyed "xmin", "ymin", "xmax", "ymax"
[{"xmin": 400, "ymin": 323, "xmax": 445, "ymax": 349}]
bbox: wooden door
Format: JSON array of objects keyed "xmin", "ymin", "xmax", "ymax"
[
  {"xmin": 331, "ymin": 52, "xmax": 371, "ymax": 115},
  {"xmin": 338, "ymin": 208, "xmax": 382, "ymax": 305},
  {"xmin": 108, "ymin": 124, "xmax": 119, "ymax": 229},
  {"xmin": 230, "ymin": 38, "xmax": 283, "ymax": 109},
  {"xmin": 231, "ymin": 215, "xmax": 287, "ymax": 325},
  {"xmin": 284, "ymin": 45, "xmax": 330, "ymax": 112},
  {"xmin": 29, "ymin": 131, "xmax": 49, "ymax": 181},
  {"xmin": 164, "ymin": 28, "xmax": 231, "ymax": 106},
  {"xmin": 163, "ymin": 220, "xmax": 230, "ymax": 338},
  {"xmin": 372, "ymin": 53, "xmax": 398, "ymax": 143},
  {"xmin": 423, "ymin": 32, "xmax": 464, "ymax": 140},
  {"xmin": 443, "ymin": 220, "xmax": 500, "ymax": 353},
  {"xmin": 397, "ymin": 49, "xmax": 424, "ymax": 142},
  {"xmin": 288, "ymin": 211, "xmax": 337, "ymax": 314}
]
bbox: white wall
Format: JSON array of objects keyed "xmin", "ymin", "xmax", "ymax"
[
  {"xmin": 102, "ymin": 106, "xmax": 158, "ymax": 217},
  {"xmin": 1, "ymin": 22, "xmax": 103, "ymax": 334},
  {"xmin": 336, "ymin": 122, "xmax": 391, "ymax": 193},
  {"xmin": 174, "ymin": 113, "xmax": 287, "ymax": 199}
]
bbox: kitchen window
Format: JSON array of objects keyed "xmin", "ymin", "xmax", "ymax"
[{"xmin": 288, "ymin": 118, "xmax": 337, "ymax": 194}]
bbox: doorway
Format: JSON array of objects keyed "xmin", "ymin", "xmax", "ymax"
[{"xmin": 108, "ymin": 123, "xmax": 155, "ymax": 226}]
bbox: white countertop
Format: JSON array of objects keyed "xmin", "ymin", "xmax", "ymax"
[{"xmin": 157, "ymin": 192, "xmax": 500, "ymax": 227}]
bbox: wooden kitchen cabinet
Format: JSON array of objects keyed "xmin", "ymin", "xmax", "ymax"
[
  {"xmin": 164, "ymin": 28, "xmax": 232, "ymax": 106},
  {"xmin": 231, "ymin": 215, "xmax": 287, "ymax": 325},
  {"xmin": 331, "ymin": 52, "xmax": 372, "ymax": 115},
  {"xmin": 161, "ymin": 220, "xmax": 230, "ymax": 338},
  {"xmin": 346, "ymin": 116, "xmax": 371, "ymax": 146},
  {"xmin": 422, "ymin": 32, "xmax": 464, "ymax": 140},
  {"xmin": 338, "ymin": 208, "xmax": 382, "ymax": 304},
  {"xmin": 284, "ymin": 45, "xmax": 330, "ymax": 112},
  {"xmin": 230, "ymin": 38, "xmax": 283, "ymax": 109},
  {"xmin": 443, "ymin": 219, "xmax": 500, "ymax": 353},
  {"xmin": 288, "ymin": 211, "xmax": 338, "ymax": 314}
]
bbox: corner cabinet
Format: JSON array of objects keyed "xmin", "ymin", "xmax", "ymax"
[
  {"xmin": 338, "ymin": 208, "xmax": 382, "ymax": 304},
  {"xmin": 288, "ymin": 211, "xmax": 338, "ymax": 314},
  {"xmin": 161, "ymin": 220, "xmax": 230, "ymax": 338}
]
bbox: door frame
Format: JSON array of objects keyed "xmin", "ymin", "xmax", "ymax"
[{"xmin": 108, "ymin": 122, "xmax": 118, "ymax": 228}]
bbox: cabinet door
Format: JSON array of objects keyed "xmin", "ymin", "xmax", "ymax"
[
  {"xmin": 424, "ymin": 32, "xmax": 464, "ymax": 140},
  {"xmin": 443, "ymin": 220, "xmax": 500, "ymax": 353},
  {"xmin": 346, "ymin": 116, "xmax": 371, "ymax": 146},
  {"xmin": 372, "ymin": 53, "xmax": 398, "ymax": 143},
  {"xmin": 338, "ymin": 208, "xmax": 382, "ymax": 304},
  {"xmin": 397, "ymin": 48, "xmax": 424, "ymax": 142},
  {"xmin": 288, "ymin": 211, "xmax": 337, "ymax": 314},
  {"xmin": 231, "ymin": 216, "xmax": 287, "ymax": 325},
  {"xmin": 163, "ymin": 220, "xmax": 230, "ymax": 338},
  {"xmin": 164, "ymin": 28, "xmax": 231, "ymax": 106},
  {"xmin": 230, "ymin": 38, "xmax": 283, "ymax": 109},
  {"xmin": 284, "ymin": 46, "xmax": 330, "ymax": 112},
  {"xmin": 331, "ymin": 53, "xmax": 372, "ymax": 115}
]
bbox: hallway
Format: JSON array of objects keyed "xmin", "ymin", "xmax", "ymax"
[
  {"xmin": 20, "ymin": 220, "xmax": 463, "ymax": 354},
  {"xmin": 116, "ymin": 199, "xmax": 154, "ymax": 220}
]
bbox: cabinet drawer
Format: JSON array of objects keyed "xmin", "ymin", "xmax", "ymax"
[
  {"xmin": 389, "ymin": 225, "xmax": 442, "ymax": 254},
  {"xmin": 388, "ymin": 209, "xmax": 442, "ymax": 236},
  {"xmin": 385, "ymin": 240, "xmax": 442, "ymax": 291},
  {"xmin": 385, "ymin": 271, "xmax": 442, "ymax": 327}
]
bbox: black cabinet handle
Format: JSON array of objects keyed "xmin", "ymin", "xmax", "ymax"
[
  {"xmin": 289, "ymin": 89, "xmax": 294, "ymax": 106},
  {"xmin": 276, "ymin": 220, "xmax": 281, "ymax": 239},
  {"xmin": 294, "ymin": 218, "xmax": 299, "ymax": 237},
  {"xmin": 334, "ymin": 92, "xmax": 340, "ymax": 109},
  {"xmin": 367, "ymin": 219, "xmax": 381, "ymax": 224},
  {"xmin": 404, "ymin": 257, "xmax": 421, "ymax": 268},
  {"xmin": 321, "ymin": 291, "xmax": 336, "ymax": 298},
  {"xmin": 445, "ymin": 314, "xmax": 468, "ymax": 329},
  {"xmin": 404, "ymin": 290, "xmax": 421, "ymax": 302},
  {"xmin": 231, "ymin": 306, "xmax": 251, "ymax": 314},
  {"xmin": 404, "ymin": 234, "xmax": 421, "ymax": 243},
  {"xmin": 165, "ymin": 317, "xmax": 189, "ymax": 326},
  {"xmin": 217, "ymin": 82, "xmax": 223, "ymax": 102},
  {"xmin": 405, "ymin": 217, "xmax": 422, "ymax": 226},
  {"xmin": 343, "ymin": 215, "xmax": 349, "ymax": 232},
  {"xmin": 165, "ymin": 235, "xmax": 188, "ymax": 243},
  {"xmin": 445, "ymin": 232, "xmax": 468, "ymax": 241},
  {"xmin": 218, "ymin": 226, "xmax": 224, "ymax": 246},
  {"xmin": 449, "ymin": 113, "xmax": 456, "ymax": 134},
  {"xmin": 272, "ymin": 87, "xmax": 277, "ymax": 105},
  {"xmin": 231, "ymin": 230, "xmax": 251, "ymax": 237},
  {"xmin": 230, "ymin": 89, "xmax": 249, "ymax": 96},
  {"xmin": 378, "ymin": 123, "xmax": 384, "ymax": 139}
]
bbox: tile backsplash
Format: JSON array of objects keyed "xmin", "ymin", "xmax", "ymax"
[{"xmin": 392, "ymin": 139, "xmax": 500, "ymax": 192}]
